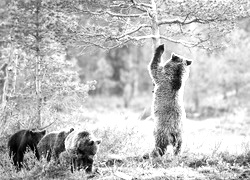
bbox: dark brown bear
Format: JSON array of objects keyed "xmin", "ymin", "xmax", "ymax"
[
  {"xmin": 37, "ymin": 128, "xmax": 74, "ymax": 162},
  {"xmin": 148, "ymin": 44, "xmax": 192, "ymax": 156},
  {"xmin": 64, "ymin": 130, "xmax": 101, "ymax": 173},
  {"xmin": 8, "ymin": 129, "xmax": 46, "ymax": 169}
]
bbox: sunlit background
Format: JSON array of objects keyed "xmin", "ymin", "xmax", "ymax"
[{"xmin": 0, "ymin": 0, "xmax": 250, "ymax": 179}]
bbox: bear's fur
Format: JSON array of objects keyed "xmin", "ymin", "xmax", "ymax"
[
  {"xmin": 8, "ymin": 129, "xmax": 46, "ymax": 169},
  {"xmin": 64, "ymin": 130, "xmax": 101, "ymax": 173},
  {"xmin": 37, "ymin": 128, "xmax": 74, "ymax": 161},
  {"xmin": 148, "ymin": 44, "xmax": 192, "ymax": 156}
]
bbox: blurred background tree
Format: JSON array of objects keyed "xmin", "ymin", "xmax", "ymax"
[
  {"xmin": 65, "ymin": 0, "xmax": 249, "ymax": 114},
  {"xmin": 0, "ymin": 0, "xmax": 249, "ymax": 133},
  {"xmin": 0, "ymin": 0, "xmax": 95, "ymax": 130}
]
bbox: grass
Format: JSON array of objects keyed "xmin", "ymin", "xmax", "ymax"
[{"xmin": 0, "ymin": 96, "xmax": 250, "ymax": 179}]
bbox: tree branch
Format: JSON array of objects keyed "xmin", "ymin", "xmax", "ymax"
[
  {"xmin": 73, "ymin": 32, "xmax": 210, "ymax": 50},
  {"xmin": 81, "ymin": 9, "xmax": 147, "ymax": 18},
  {"xmin": 105, "ymin": 10, "xmax": 145, "ymax": 18},
  {"xmin": 158, "ymin": 17, "xmax": 206, "ymax": 26},
  {"xmin": 143, "ymin": 35, "xmax": 196, "ymax": 47},
  {"xmin": 115, "ymin": 24, "xmax": 151, "ymax": 40},
  {"xmin": 130, "ymin": 0, "xmax": 152, "ymax": 9},
  {"xmin": 126, "ymin": 35, "xmax": 155, "ymax": 41},
  {"xmin": 117, "ymin": 34, "xmax": 209, "ymax": 49},
  {"xmin": 158, "ymin": 16, "xmax": 220, "ymax": 26},
  {"xmin": 160, "ymin": 36, "xmax": 201, "ymax": 47},
  {"xmin": 75, "ymin": 40, "xmax": 108, "ymax": 50}
]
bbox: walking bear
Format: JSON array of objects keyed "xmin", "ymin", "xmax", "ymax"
[
  {"xmin": 64, "ymin": 130, "xmax": 101, "ymax": 173},
  {"xmin": 8, "ymin": 129, "xmax": 46, "ymax": 169},
  {"xmin": 148, "ymin": 44, "xmax": 192, "ymax": 156},
  {"xmin": 37, "ymin": 128, "xmax": 74, "ymax": 162}
]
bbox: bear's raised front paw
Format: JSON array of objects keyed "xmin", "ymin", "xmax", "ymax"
[{"xmin": 157, "ymin": 44, "xmax": 164, "ymax": 51}]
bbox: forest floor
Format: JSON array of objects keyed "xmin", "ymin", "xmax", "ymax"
[{"xmin": 1, "ymin": 96, "xmax": 250, "ymax": 180}]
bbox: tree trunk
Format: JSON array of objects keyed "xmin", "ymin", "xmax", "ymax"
[
  {"xmin": 222, "ymin": 80, "xmax": 227, "ymax": 100},
  {"xmin": 235, "ymin": 82, "xmax": 239, "ymax": 98},
  {"xmin": 1, "ymin": 63, "xmax": 9, "ymax": 107},
  {"xmin": 35, "ymin": 0, "xmax": 42, "ymax": 128},
  {"xmin": 151, "ymin": 0, "xmax": 161, "ymax": 49},
  {"xmin": 13, "ymin": 54, "xmax": 18, "ymax": 94},
  {"xmin": 133, "ymin": 46, "xmax": 141, "ymax": 97},
  {"xmin": 35, "ymin": 54, "xmax": 42, "ymax": 128},
  {"xmin": 123, "ymin": 46, "xmax": 134, "ymax": 108},
  {"xmin": 194, "ymin": 92, "xmax": 200, "ymax": 112}
]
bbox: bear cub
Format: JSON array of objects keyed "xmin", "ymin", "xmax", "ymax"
[
  {"xmin": 64, "ymin": 130, "xmax": 101, "ymax": 173},
  {"xmin": 37, "ymin": 128, "xmax": 74, "ymax": 162},
  {"xmin": 148, "ymin": 44, "xmax": 192, "ymax": 156},
  {"xmin": 8, "ymin": 129, "xmax": 46, "ymax": 169}
]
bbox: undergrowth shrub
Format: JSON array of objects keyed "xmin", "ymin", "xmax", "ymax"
[{"xmin": 92, "ymin": 119, "xmax": 153, "ymax": 161}]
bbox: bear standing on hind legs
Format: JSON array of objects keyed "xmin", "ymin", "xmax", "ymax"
[{"xmin": 148, "ymin": 44, "xmax": 192, "ymax": 156}]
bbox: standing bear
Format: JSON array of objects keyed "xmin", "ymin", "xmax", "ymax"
[
  {"xmin": 148, "ymin": 44, "xmax": 192, "ymax": 156},
  {"xmin": 63, "ymin": 130, "xmax": 101, "ymax": 173},
  {"xmin": 37, "ymin": 128, "xmax": 74, "ymax": 162},
  {"xmin": 8, "ymin": 129, "xmax": 46, "ymax": 169}
]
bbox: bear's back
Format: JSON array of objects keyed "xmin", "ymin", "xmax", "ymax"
[
  {"xmin": 8, "ymin": 129, "xmax": 46, "ymax": 159},
  {"xmin": 54, "ymin": 131, "xmax": 67, "ymax": 151},
  {"xmin": 38, "ymin": 132, "xmax": 57, "ymax": 149}
]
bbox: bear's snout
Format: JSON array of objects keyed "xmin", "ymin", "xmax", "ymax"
[{"xmin": 186, "ymin": 60, "xmax": 192, "ymax": 66}]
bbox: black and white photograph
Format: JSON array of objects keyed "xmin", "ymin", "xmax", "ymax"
[{"xmin": 0, "ymin": 0, "xmax": 250, "ymax": 179}]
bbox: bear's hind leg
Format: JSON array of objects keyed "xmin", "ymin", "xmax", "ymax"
[
  {"xmin": 16, "ymin": 152, "xmax": 24, "ymax": 170},
  {"xmin": 173, "ymin": 136, "xmax": 182, "ymax": 155},
  {"xmin": 46, "ymin": 149, "xmax": 52, "ymax": 162},
  {"xmin": 84, "ymin": 157, "xmax": 94, "ymax": 173},
  {"xmin": 155, "ymin": 135, "xmax": 169, "ymax": 156},
  {"xmin": 12, "ymin": 152, "xmax": 18, "ymax": 167}
]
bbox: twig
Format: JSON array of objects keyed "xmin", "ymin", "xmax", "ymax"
[
  {"xmin": 81, "ymin": 9, "xmax": 146, "ymax": 18},
  {"xmin": 131, "ymin": 0, "xmax": 152, "ymax": 9},
  {"xmin": 115, "ymin": 24, "xmax": 151, "ymax": 40},
  {"xmin": 39, "ymin": 119, "xmax": 57, "ymax": 130}
]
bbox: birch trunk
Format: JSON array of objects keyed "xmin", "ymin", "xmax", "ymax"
[
  {"xmin": 35, "ymin": 0, "xmax": 42, "ymax": 128},
  {"xmin": 2, "ymin": 48, "xmax": 13, "ymax": 109},
  {"xmin": 12, "ymin": 54, "xmax": 18, "ymax": 94},
  {"xmin": 151, "ymin": 0, "xmax": 161, "ymax": 50},
  {"xmin": 1, "ymin": 64, "xmax": 9, "ymax": 108}
]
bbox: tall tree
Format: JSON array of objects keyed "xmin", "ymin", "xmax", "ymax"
[
  {"xmin": 68, "ymin": 0, "xmax": 249, "ymax": 109},
  {"xmin": 0, "ymin": 0, "xmax": 95, "ymax": 128},
  {"xmin": 63, "ymin": 0, "xmax": 249, "ymax": 51}
]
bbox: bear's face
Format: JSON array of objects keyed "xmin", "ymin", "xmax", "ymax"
[
  {"xmin": 163, "ymin": 53, "xmax": 192, "ymax": 90},
  {"xmin": 77, "ymin": 136, "xmax": 101, "ymax": 157},
  {"xmin": 30, "ymin": 130, "xmax": 46, "ymax": 144}
]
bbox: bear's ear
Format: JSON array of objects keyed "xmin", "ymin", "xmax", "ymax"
[
  {"xmin": 29, "ymin": 129, "xmax": 39, "ymax": 134},
  {"xmin": 171, "ymin": 53, "xmax": 179, "ymax": 62},
  {"xmin": 29, "ymin": 130, "xmax": 34, "ymax": 135},
  {"xmin": 41, "ymin": 130, "xmax": 46, "ymax": 135},
  {"xmin": 89, "ymin": 140, "xmax": 94, "ymax": 146},
  {"xmin": 69, "ymin": 128, "xmax": 74, "ymax": 133},
  {"xmin": 186, "ymin": 60, "xmax": 192, "ymax": 66},
  {"xmin": 29, "ymin": 128, "xmax": 37, "ymax": 134},
  {"xmin": 96, "ymin": 139, "xmax": 102, "ymax": 145}
]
